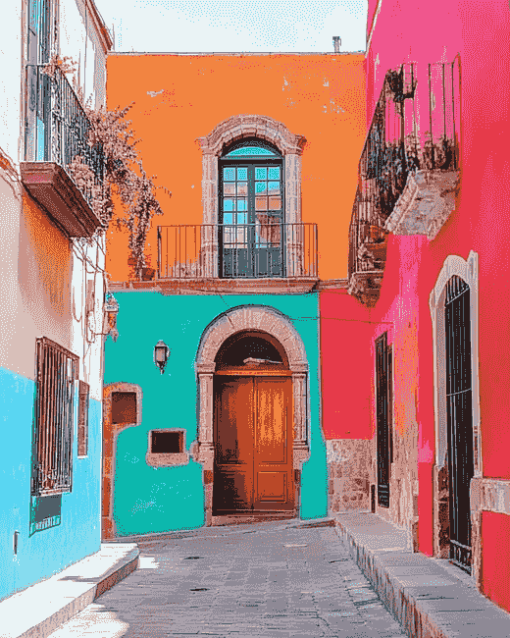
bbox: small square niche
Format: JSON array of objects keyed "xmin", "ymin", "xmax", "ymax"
[{"xmin": 146, "ymin": 429, "xmax": 188, "ymax": 467}]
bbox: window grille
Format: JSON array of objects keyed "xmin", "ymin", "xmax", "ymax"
[
  {"xmin": 33, "ymin": 337, "xmax": 78, "ymax": 496},
  {"xmin": 77, "ymin": 380, "xmax": 90, "ymax": 457},
  {"xmin": 376, "ymin": 332, "xmax": 393, "ymax": 508},
  {"xmin": 445, "ymin": 275, "xmax": 474, "ymax": 573}
]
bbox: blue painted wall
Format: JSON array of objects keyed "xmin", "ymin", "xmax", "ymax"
[
  {"xmin": 0, "ymin": 367, "xmax": 102, "ymax": 602},
  {"xmin": 104, "ymin": 293, "xmax": 327, "ymax": 537}
]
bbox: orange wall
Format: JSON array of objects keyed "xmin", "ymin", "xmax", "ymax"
[{"xmin": 106, "ymin": 53, "xmax": 366, "ymax": 282}]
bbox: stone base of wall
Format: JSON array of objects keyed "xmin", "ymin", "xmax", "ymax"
[{"xmin": 327, "ymin": 439, "xmax": 373, "ymax": 513}]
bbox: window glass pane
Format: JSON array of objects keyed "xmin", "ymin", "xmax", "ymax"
[
  {"xmin": 269, "ymin": 196, "xmax": 282, "ymax": 210},
  {"xmin": 268, "ymin": 167, "xmax": 281, "ymax": 180},
  {"xmin": 255, "ymin": 167, "xmax": 267, "ymax": 180},
  {"xmin": 223, "ymin": 167, "xmax": 235, "ymax": 181},
  {"xmin": 223, "ymin": 198, "xmax": 234, "ymax": 211},
  {"xmin": 237, "ymin": 212, "xmax": 248, "ymax": 224},
  {"xmin": 256, "ymin": 197, "xmax": 268, "ymax": 211},
  {"xmin": 224, "ymin": 183, "xmax": 235, "ymax": 196},
  {"xmin": 268, "ymin": 181, "xmax": 280, "ymax": 194},
  {"xmin": 237, "ymin": 167, "xmax": 248, "ymax": 180},
  {"xmin": 223, "ymin": 213, "xmax": 233, "ymax": 225},
  {"xmin": 255, "ymin": 182, "xmax": 267, "ymax": 194},
  {"xmin": 237, "ymin": 182, "xmax": 248, "ymax": 196},
  {"xmin": 237, "ymin": 198, "xmax": 247, "ymax": 211},
  {"xmin": 225, "ymin": 146, "xmax": 276, "ymax": 157}
]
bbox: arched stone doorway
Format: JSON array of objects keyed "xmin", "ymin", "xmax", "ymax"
[{"xmin": 193, "ymin": 305, "xmax": 310, "ymax": 525}]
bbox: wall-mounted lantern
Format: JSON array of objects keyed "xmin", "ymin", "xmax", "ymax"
[
  {"xmin": 104, "ymin": 294, "xmax": 119, "ymax": 342},
  {"xmin": 154, "ymin": 340, "xmax": 170, "ymax": 374}
]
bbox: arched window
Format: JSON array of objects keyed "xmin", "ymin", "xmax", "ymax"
[{"xmin": 219, "ymin": 139, "xmax": 284, "ymax": 278}]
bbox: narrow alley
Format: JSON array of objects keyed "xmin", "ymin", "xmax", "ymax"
[{"xmin": 46, "ymin": 522, "xmax": 406, "ymax": 638}]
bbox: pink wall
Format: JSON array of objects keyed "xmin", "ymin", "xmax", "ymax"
[
  {"xmin": 362, "ymin": 0, "xmax": 510, "ymax": 599},
  {"xmin": 320, "ymin": 290, "xmax": 373, "ymax": 441},
  {"xmin": 321, "ymin": 0, "xmax": 510, "ymax": 601}
]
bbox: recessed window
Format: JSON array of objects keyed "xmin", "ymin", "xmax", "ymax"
[
  {"xmin": 152, "ymin": 431, "xmax": 183, "ymax": 454},
  {"xmin": 112, "ymin": 392, "xmax": 137, "ymax": 424},
  {"xmin": 146, "ymin": 429, "xmax": 189, "ymax": 467}
]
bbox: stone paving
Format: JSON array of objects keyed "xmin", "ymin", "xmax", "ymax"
[{"xmin": 47, "ymin": 521, "xmax": 407, "ymax": 638}]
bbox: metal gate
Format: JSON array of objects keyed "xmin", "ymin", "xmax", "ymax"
[
  {"xmin": 376, "ymin": 332, "xmax": 393, "ymax": 508},
  {"xmin": 445, "ymin": 275, "xmax": 474, "ymax": 573}
]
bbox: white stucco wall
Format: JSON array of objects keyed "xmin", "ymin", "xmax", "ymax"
[{"xmin": 0, "ymin": 0, "xmax": 110, "ymax": 403}]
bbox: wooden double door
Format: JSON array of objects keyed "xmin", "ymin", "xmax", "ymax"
[{"xmin": 213, "ymin": 375, "xmax": 294, "ymax": 516}]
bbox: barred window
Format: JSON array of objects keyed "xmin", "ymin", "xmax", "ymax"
[
  {"xmin": 33, "ymin": 338, "xmax": 78, "ymax": 496},
  {"xmin": 77, "ymin": 380, "xmax": 90, "ymax": 457}
]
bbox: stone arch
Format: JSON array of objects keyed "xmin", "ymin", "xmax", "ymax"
[
  {"xmin": 197, "ymin": 114, "xmax": 307, "ymax": 227},
  {"xmin": 193, "ymin": 305, "xmax": 310, "ymax": 525},
  {"xmin": 429, "ymin": 251, "xmax": 481, "ymax": 579}
]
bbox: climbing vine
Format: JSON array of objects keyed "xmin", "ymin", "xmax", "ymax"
[{"xmin": 45, "ymin": 55, "xmax": 170, "ymax": 280}]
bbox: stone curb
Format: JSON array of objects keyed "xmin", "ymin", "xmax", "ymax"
[
  {"xmin": 334, "ymin": 512, "xmax": 510, "ymax": 638},
  {"xmin": 0, "ymin": 543, "xmax": 139, "ymax": 638},
  {"xmin": 108, "ymin": 516, "xmax": 335, "ymax": 544}
]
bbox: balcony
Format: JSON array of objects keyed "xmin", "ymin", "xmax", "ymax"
[
  {"xmin": 348, "ymin": 62, "xmax": 460, "ymax": 306},
  {"xmin": 21, "ymin": 64, "xmax": 103, "ymax": 238},
  {"xmin": 156, "ymin": 223, "xmax": 318, "ymax": 294}
]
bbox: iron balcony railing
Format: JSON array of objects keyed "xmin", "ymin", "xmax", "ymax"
[
  {"xmin": 158, "ymin": 223, "xmax": 318, "ymax": 279},
  {"xmin": 25, "ymin": 64, "xmax": 104, "ymax": 208},
  {"xmin": 348, "ymin": 61, "xmax": 460, "ymax": 280}
]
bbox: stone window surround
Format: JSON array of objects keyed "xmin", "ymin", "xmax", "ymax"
[
  {"xmin": 429, "ymin": 251, "xmax": 485, "ymax": 581},
  {"xmin": 146, "ymin": 428, "xmax": 189, "ymax": 467},
  {"xmin": 196, "ymin": 115, "xmax": 308, "ymax": 283},
  {"xmin": 102, "ymin": 382, "xmax": 143, "ymax": 540},
  {"xmin": 192, "ymin": 304, "xmax": 311, "ymax": 526},
  {"xmin": 429, "ymin": 251, "xmax": 482, "ymax": 477}
]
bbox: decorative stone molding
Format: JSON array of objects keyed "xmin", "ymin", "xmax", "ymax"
[
  {"xmin": 197, "ymin": 114, "xmax": 306, "ymax": 228},
  {"xmin": 430, "ymin": 251, "xmax": 481, "ymax": 579},
  {"xmin": 198, "ymin": 114, "xmax": 306, "ymax": 157},
  {"xmin": 348, "ymin": 271, "xmax": 385, "ymax": 308},
  {"xmin": 102, "ymin": 382, "xmax": 143, "ymax": 539},
  {"xmin": 110, "ymin": 278, "xmax": 319, "ymax": 295},
  {"xmin": 145, "ymin": 429, "xmax": 189, "ymax": 468},
  {"xmin": 194, "ymin": 305, "xmax": 310, "ymax": 525},
  {"xmin": 385, "ymin": 169, "xmax": 459, "ymax": 240},
  {"xmin": 470, "ymin": 478, "xmax": 510, "ymax": 589}
]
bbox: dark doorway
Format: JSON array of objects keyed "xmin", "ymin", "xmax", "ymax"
[
  {"xmin": 376, "ymin": 332, "xmax": 393, "ymax": 508},
  {"xmin": 445, "ymin": 275, "xmax": 474, "ymax": 573}
]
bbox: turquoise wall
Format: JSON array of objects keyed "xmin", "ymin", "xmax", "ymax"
[
  {"xmin": 104, "ymin": 293, "xmax": 327, "ymax": 537},
  {"xmin": 0, "ymin": 367, "xmax": 102, "ymax": 602}
]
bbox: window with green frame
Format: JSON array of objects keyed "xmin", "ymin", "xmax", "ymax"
[{"xmin": 218, "ymin": 140, "xmax": 284, "ymax": 278}]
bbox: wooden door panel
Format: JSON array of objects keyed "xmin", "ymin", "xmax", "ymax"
[
  {"xmin": 215, "ymin": 377, "xmax": 253, "ymax": 464},
  {"xmin": 256, "ymin": 378, "xmax": 287, "ymax": 464},
  {"xmin": 214, "ymin": 375, "xmax": 294, "ymax": 516},
  {"xmin": 257, "ymin": 471, "xmax": 287, "ymax": 503},
  {"xmin": 253, "ymin": 378, "xmax": 293, "ymax": 512},
  {"xmin": 213, "ymin": 467, "xmax": 253, "ymax": 513}
]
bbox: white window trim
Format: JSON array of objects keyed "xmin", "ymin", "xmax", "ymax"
[{"xmin": 429, "ymin": 250, "xmax": 482, "ymax": 477}]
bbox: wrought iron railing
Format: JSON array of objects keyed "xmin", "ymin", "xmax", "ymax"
[
  {"xmin": 24, "ymin": 64, "xmax": 104, "ymax": 208},
  {"xmin": 158, "ymin": 223, "xmax": 318, "ymax": 279},
  {"xmin": 348, "ymin": 61, "xmax": 460, "ymax": 281}
]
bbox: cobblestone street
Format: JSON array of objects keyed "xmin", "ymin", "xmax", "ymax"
[{"xmin": 48, "ymin": 522, "xmax": 406, "ymax": 638}]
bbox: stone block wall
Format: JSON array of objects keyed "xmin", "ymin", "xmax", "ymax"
[{"xmin": 327, "ymin": 440, "xmax": 374, "ymax": 513}]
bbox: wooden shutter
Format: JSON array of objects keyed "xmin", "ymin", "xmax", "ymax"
[{"xmin": 78, "ymin": 380, "xmax": 90, "ymax": 457}]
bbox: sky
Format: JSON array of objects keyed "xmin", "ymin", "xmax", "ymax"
[{"xmin": 96, "ymin": 0, "xmax": 368, "ymax": 54}]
